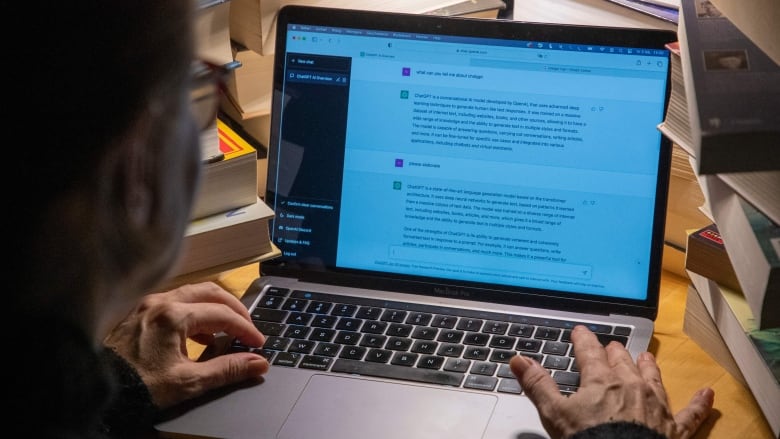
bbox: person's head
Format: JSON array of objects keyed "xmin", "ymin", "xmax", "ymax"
[{"xmin": 13, "ymin": 0, "xmax": 203, "ymax": 341}]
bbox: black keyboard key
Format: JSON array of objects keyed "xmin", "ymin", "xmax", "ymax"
[
  {"xmin": 283, "ymin": 325, "xmax": 311, "ymax": 339},
  {"xmin": 314, "ymin": 343, "xmax": 340, "ymax": 357},
  {"xmin": 361, "ymin": 320, "xmax": 388, "ymax": 334},
  {"xmin": 614, "ymin": 326, "xmax": 632, "ymax": 336},
  {"xmin": 437, "ymin": 343, "xmax": 464, "ymax": 357},
  {"xmin": 251, "ymin": 308, "xmax": 287, "ymax": 322},
  {"xmin": 306, "ymin": 301, "xmax": 333, "ymax": 314},
  {"xmin": 542, "ymin": 341, "xmax": 570, "ymax": 356},
  {"xmin": 411, "ymin": 326, "xmax": 438, "ymax": 340},
  {"xmin": 596, "ymin": 333, "xmax": 629, "ymax": 346},
  {"xmin": 508, "ymin": 323, "xmax": 534, "ymax": 337},
  {"xmin": 265, "ymin": 287, "xmax": 290, "ymax": 297},
  {"xmin": 339, "ymin": 346, "xmax": 367, "ymax": 360},
  {"xmin": 489, "ymin": 335, "xmax": 516, "ymax": 349},
  {"xmin": 391, "ymin": 352, "xmax": 419, "ymax": 366},
  {"xmin": 553, "ymin": 370, "xmax": 580, "ymax": 387},
  {"xmin": 311, "ymin": 315, "xmax": 338, "ymax": 328},
  {"xmin": 253, "ymin": 321, "xmax": 285, "ymax": 336},
  {"xmin": 257, "ymin": 295, "xmax": 285, "ymax": 309},
  {"xmin": 411, "ymin": 340, "xmax": 438, "ymax": 354},
  {"xmin": 331, "ymin": 359, "xmax": 464, "ymax": 387},
  {"xmin": 386, "ymin": 337, "xmax": 413, "ymax": 351},
  {"xmin": 483, "ymin": 321, "xmax": 509, "ymax": 334},
  {"xmin": 335, "ymin": 317, "xmax": 362, "ymax": 331},
  {"xmin": 431, "ymin": 315, "xmax": 457, "ymax": 329},
  {"xmin": 470, "ymin": 361, "xmax": 498, "ymax": 376},
  {"xmin": 543, "ymin": 355, "xmax": 571, "ymax": 370},
  {"xmin": 444, "ymin": 358, "xmax": 471, "ymax": 373},
  {"xmin": 438, "ymin": 329, "xmax": 464, "ymax": 343},
  {"xmin": 516, "ymin": 338, "xmax": 542, "ymax": 352},
  {"xmin": 360, "ymin": 335, "xmax": 387, "ymax": 348},
  {"xmin": 418, "ymin": 355, "xmax": 445, "ymax": 370},
  {"xmin": 299, "ymin": 355, "xmax": 333, "ymax": 370},
  {"xmin": 497, "ymin": 364, "xmax": 515, "ymax": 378},
  {"xmin": 309, "ymin": 328, "xmax": 336, "ymax": 342},
  {"xmin": 282, "ymin": 298, "xmax": 309, "ymax": 311},
  {"xmin": 489, "ymin": 349, "xmax": 516, "ymax": 363},
  {"xmin": 463, "ymin": 347, "xmax": 489, "ymax": 361},
  {"xmin": 356, "ymin": 306, "xmax": 383, "ymax": 320},
  {"xmin": 464, "ymin": 375, "xmax": 497, "ymax": 391},
  {"xmin": 534, "ymin": 327, "xmax": 561, "ymax": 340},
  {"xmin": 273, "ymin": 352, "xmax": 302, "ymax": 367},
  {"xmin": 334, "ymin": 331, "xmax": 361, "ymax": 345},
  {"xmin": 365, "ymin": 348, "xmax": 393, "ymax": 363},
  {"xmin": 497, "ymin": 378, "xmax": 522, "ymax": 394},
  {"xmin": 331, "ymin": 303, "xmax": 357, "ymax": 317},
  {"xmin": 407, "ymin": 312, "xmax": 433, "ymax": 326},
  {"xmin": 387, "ymin": 323, "xmax": 413, "ymax": 337},
  {"xmin": 264, "ymin": 336, "xmax": 291, "ymax": 351},
  {"xmin": 381, "ymin": 309, "xmax": 408, "ymax": 323},
  {"xmin": 457, "ymin": 318, "xmax": 484, "ymax": 331},
  {"xmin": 286, "ymin": 312, "xmax": 313, "ymax": 326},
  {"xmin": 288, "ymin": 340, "xmax": 316, "ymax": 354},
  {"xmin": 463, "ymin": 332, "xmax": 490, "ymax": 346}
]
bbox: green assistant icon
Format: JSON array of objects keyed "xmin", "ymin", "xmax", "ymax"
[
  {"xmin": 393, "ymin": 181, "xmax": 402, "ymax": 190},
  {"xmin": 400, "ymin": 90, "xmax": 409, "ymax": 99}
]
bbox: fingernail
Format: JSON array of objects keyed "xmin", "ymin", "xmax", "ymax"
[{"xmin": 638, "ymin": 352, "xmax": 654, "ymax": 361}]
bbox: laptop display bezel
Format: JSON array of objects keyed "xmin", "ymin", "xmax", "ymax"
[{"xmin": 262, "ymin": 5, "xmax": 676, "ymax": 320}]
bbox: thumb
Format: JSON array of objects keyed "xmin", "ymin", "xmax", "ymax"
[
  {"xmin": 194, "ymin": 352, "xmax": 269, "ymax": 393},
  {"xmin": 510, "ymin": 354, "xmax": 561, "ymax": 414},
  {"xmin": 674, "ymin": 387, "xmax": 714, "ymax": 439}
]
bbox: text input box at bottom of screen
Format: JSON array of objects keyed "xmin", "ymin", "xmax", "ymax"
[{"xmin": 388, "ymin": 245, "xmax": 591, "ymax": 280}]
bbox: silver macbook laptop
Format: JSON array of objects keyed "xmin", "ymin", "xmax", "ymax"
[{"xmin": 157, "ymin": 6, "xmax": 675, "ymax": 438}]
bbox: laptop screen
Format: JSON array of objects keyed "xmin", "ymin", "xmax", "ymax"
[{"xmin": 264, "ymin": 6, "xmax": 674, "ymax": 317}]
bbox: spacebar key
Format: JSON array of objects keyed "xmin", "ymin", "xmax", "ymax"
[{"xmin": 331, "ymin": 359, "xmax": 464, "ymax": 387}]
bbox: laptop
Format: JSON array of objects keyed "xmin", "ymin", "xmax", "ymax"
[{"xmin": 157, "ymin": 6, "xmax": 675, "ymax": 438}]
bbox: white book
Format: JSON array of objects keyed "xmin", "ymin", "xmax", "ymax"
[
  {"xmin": 169, "ymin": 197, "xmax": 276, "ymax": 281},
  {"xmin": 696, "ymin": 169, "xmax": 780, "ymax": 329},
  {"xmin": 687, "ymin": 270, "xmax": 780, "ymax": 437}
]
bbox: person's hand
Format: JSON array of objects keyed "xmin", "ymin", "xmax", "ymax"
[
  {"xmin": 510, "ymin": 325, "xmax": 714, "ymax": 439},
  {"xmin": 103, "ymin": 282, "xmax": 269, "ymax": 409}
]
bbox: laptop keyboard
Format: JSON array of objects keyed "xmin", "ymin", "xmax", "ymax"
[{"xmin": 229, "ymin": 286, "xmax": 633, "ymax": 395}]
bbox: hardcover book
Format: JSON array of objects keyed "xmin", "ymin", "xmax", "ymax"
[
  {"xmin": 677, "ymin": 0, "xmax": 780, "ymax": 174},
  {"xmin": 697, "ymin": 171, "xmax": 780, "ymax": 329},
  {"xmin": 685, "ymin": 223, "xmax": 741, "ymax": 293}
]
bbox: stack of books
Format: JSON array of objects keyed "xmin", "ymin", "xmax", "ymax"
[{"xmin": 657, "ymin": 1, "xmax": 779, "ymax": 436}]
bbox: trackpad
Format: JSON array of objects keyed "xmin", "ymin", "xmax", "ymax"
[{"xmin": 277, "ymin": 374, "xmax": 497, "ymax": 439}]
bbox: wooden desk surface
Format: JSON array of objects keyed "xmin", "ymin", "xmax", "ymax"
[{"xmin": 207, "ymin": 264, "xmax": 775, "ymax": 439}]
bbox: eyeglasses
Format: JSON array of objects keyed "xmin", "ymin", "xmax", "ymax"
[{"xmin": 190, "ymin": 60, "xmax": 239, "ymax": 130}]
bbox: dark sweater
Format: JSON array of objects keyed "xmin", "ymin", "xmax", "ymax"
[{"xmin": 15, "ymin": 320, "xmax": 157, "ymax": 439}]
